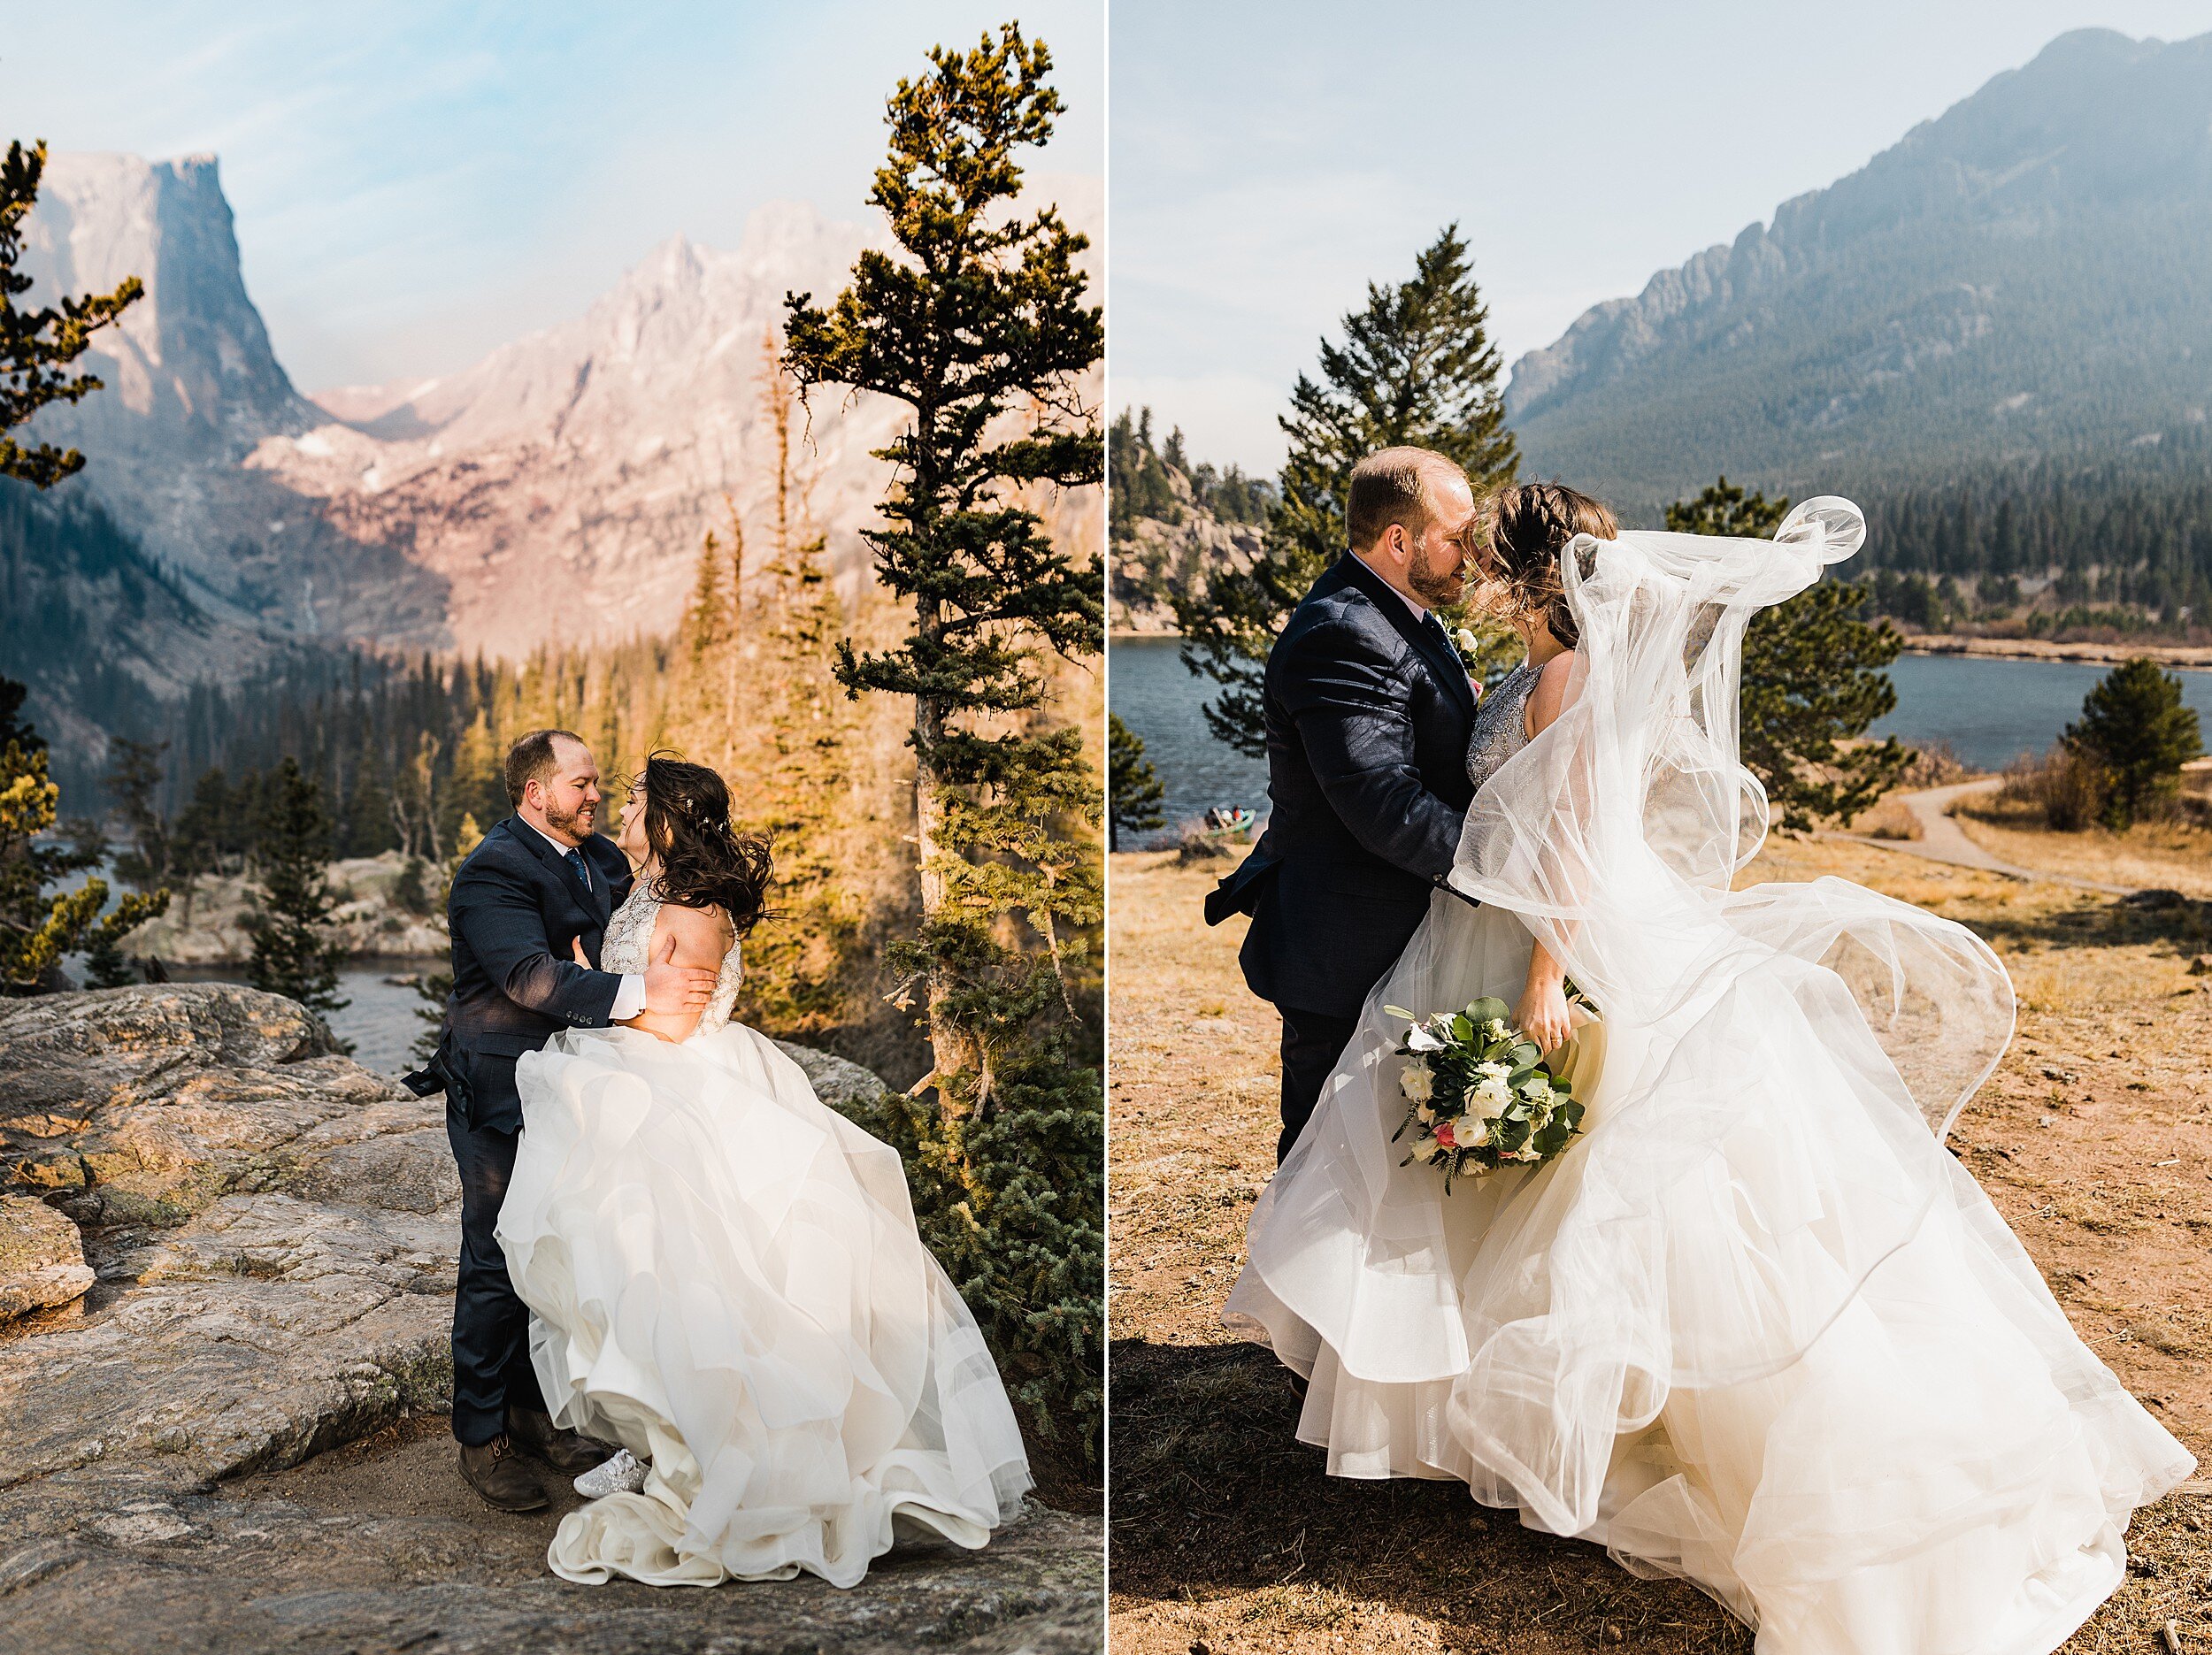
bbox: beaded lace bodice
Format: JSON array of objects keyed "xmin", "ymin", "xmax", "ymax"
[
  {"xmin": 1466, "ymin": 658, "xmax": 1541, "ymax": 793},
  {"xmin": 601, "ymin": 883, "xmax": 744, "ymax": 1038}
]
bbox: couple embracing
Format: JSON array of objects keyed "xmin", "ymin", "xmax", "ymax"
[
  {"xmin": 412, "ymin": 732, "xmax": 1030, "ymax": 1589},
  {"xmin": 1213, "ymin": 448, "xmax": 2195, "ymax": 1653}
]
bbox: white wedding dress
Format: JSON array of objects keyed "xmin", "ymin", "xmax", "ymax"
[
  {"xmin": 1226, "ymin": 501, "xmax": 2193, "ymax": 1655},
  {"xmin": 495, "ymin": 884, "xmax": 1033, "ymax": 1589}
]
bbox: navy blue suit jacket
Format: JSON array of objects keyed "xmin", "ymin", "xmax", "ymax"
[
  {"xmin": 1228, "ymin": 554, "xmax": 1478, "ymax": 1019},
  {"xmin": 433, "ymin": 815, "xmax": 634, "ymax": 1131}
]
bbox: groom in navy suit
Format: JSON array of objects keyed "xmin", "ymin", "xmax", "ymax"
[
  {"xmin": 410, "ymin": 728, "xmax": 719, "ymax": 1511},
  {"xmin": 1208, "ymin": 448, "xmax": 1482, "ymax": 1162}
]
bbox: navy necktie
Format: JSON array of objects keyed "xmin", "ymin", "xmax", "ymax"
[{"xmin": 564, "ymin": 847, "xmax": 592, "ymax": 894}]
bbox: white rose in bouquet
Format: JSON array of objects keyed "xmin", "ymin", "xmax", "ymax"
[
  {"xmin": 1400, "ymin": 1063, "xmax": 1434, "ymax": 1102},
  {"xmin": 1455, "ymin": 1115, "xmax": 1489, "ymax": 1147}
]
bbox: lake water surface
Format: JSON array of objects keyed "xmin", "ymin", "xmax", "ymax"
[
  {"xmin": 165, "ymin": 958, "xmax": 439, "ymax": 1077},
  {"xmin": 1110, "ymin": 636, "xmax": 2212, "ymax": 843}
]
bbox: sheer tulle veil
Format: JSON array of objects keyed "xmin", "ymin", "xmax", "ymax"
[{"xmin": 1231, "ymin": 498, "xmax": 2019, "ymax": 1411}]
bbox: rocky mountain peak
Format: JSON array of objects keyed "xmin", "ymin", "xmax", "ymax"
[
  {"xmin": 22, "ymin": 151, "xmax": 311, "ymax": 464},
  {"xmin": 1503, "ymin": 29, "xmax": 2212, "ymax": 500}
]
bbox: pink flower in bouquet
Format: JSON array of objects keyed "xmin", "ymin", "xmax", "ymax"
[{"xmin": 1434, "ymin": 1120, "xmax": 1457, "ymax": 1150}]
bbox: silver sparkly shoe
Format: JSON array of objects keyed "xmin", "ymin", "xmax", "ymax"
[{"xmin": 572, "ymin": 1447, "xmax": 648, "ymax": 1499}]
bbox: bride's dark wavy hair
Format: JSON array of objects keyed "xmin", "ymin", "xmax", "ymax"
[
  {"xmin": 633, "ymin": 752, "xmax": 772, "ymax": 938},
  {"xmin": 1471, "ymin": 481, "xmax": 1618, "ymax": 649}
]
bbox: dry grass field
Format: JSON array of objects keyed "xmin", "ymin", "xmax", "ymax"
[{"xmin": 1107, "ymin": 827, "xmax": 2212, "ymax": 1655}]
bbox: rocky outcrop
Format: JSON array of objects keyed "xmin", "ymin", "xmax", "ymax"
[
  {"xmin": 0, "ymin": 985, "xmax": 1098, "ymax": 1652},
  {"xmin": 1110, "ymin": 464, "xmax": 1265, "ymax": 636},
  {"xmin": 120, "ymin": 850, "xmax": 449, "ymax": 965},
  {"xmin": 0, "ymin": 985, "xmax": 453, "ymax": 1480},
  {"xmin": 0, "ymin": 1193, "xmax": 94, "ymax": 1317}
]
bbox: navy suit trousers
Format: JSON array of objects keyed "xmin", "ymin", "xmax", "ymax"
[{"xmin": 445, "ymin": 1078, "xmax": 545, "ymax": 1445}]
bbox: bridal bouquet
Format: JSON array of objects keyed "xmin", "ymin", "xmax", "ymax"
[{"xmin": 1383, "ymin": 996, "xmax": 1586, "ymax": 1189}]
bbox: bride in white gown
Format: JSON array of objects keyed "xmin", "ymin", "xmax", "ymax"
[
  {"xmin": 1225, "ymin": 485, "xmax": 2194, "ymax": 1655},
  {"xmin": 495, "ymin": 755, "xmax": 1032, "ymax": 1589}
]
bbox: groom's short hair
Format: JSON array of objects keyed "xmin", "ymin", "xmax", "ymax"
[
  {"xmin": 505, "ymin": 729, "xmax": 588, "ymax": 807},
  {"xmin": 1347, "ymin": 447, "xmax": 1467, "ymax": 553}
]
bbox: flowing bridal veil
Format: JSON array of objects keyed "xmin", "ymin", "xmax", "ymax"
[{"xmin": 1227, "ymin": 502, "xmax": 2194, "ymax": 1655}]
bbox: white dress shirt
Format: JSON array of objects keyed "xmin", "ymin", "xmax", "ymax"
[
  {"xmin": 1351, "ymin": 552, "xmax": 1432, "ymax": 625},
  {"xmin": 523, "ymin": 819, "xmax": 646, "ymax": 1022}
]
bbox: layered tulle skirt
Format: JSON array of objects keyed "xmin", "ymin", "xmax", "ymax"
[
  {"xmin": 496, "ymin": 1023, "xmax": 1031, "ymax": 1589},
  {"xmin": 1226, "ymin": 894, "xmax": 2193, "ymax": 1655}
]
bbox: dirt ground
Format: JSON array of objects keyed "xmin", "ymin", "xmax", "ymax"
[{"xmin": 1107, "ymin": 826, "xmax": 2212, "ymax": 1655}]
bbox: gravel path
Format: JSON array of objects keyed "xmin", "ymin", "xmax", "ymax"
[{"xmin": 1830, "ymin": 777, "xmax": 2136, "ymax": 895}]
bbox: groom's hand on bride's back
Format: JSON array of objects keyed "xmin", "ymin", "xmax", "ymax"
[{"xmin": 641, "ymin": 931, "xmax": 719, "ymax": 1014}]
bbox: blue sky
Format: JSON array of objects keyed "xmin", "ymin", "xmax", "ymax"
[
  {"xmin": 1111, "ymin": 0, "xmax": 2212, "ymax": 473},
  {"xmin": 3, "ymin": 1, "xmax": 1102, "ymax": 391}
]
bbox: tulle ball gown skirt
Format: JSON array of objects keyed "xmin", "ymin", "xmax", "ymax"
[
  {"xmin": 1226, "ymin": 897, "xmax": 2195, "ymax": 1655},
  {"xmin": 495, "ymin": 1023, "xmax": 1032, "ymax": 1589}
]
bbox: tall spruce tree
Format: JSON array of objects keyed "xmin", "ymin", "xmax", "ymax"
[
  {"xmin": 2, "ymin": 140, "xmax": 142, "ymax": 487},
  {"xmin": 2065, "ymin": 657, "xmax": 2201, "ymax": 830},
  {"xmin": 1175, "ymin": 226, "xmax": 1518, "ymax": 755},
  {"xmin": 1666, "ymin": 477, "xmax": 1911, "ymax": 829},
  {"xmin": 1108, "ymin": 714, "xmax": 1165, "ymax": 849},
  {"xmin": 105, "ymin": 737, "xmax": 171, "ymax": 890},
  {"xmin": 0, "ymin": 153, "xmax": 157, "ymax": 986},
  {"xmin": 246, "ymin": 757, "xmax": 349, "ymax": 1031},
  {"xmin": 783, "ymin": 23, "xmax": 1105, "ymax": 1461}
]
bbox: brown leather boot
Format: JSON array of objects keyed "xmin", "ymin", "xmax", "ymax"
[
  {"xmin": 458, "ymin": 1434, "xmax": 549, "ymax": 1513},
  {"xmin": 508, "ymin": 1406, "xmax": 606, "ymax": 1475}
]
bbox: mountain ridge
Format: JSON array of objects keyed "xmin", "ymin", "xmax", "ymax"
[
  {"xmin": 18, "ymin": 155, "xmax": 1102, "ymax": 662},
  {"xmin": 1504, "ymin": 28, "xmax": 2212, "ymax": 502}
]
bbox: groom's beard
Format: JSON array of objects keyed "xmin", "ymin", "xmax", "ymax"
[
  {"xmin": 544, "ymin": 799, "xmax": 596, "ymax": 841},
  {"xmin": 1408, "ymin": 540, "xmax": 1467, "ymax": 609}
]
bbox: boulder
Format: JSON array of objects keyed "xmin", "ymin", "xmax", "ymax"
[
  {"xmin": 0, "ymin": 985, "xmax": 453, "ymax": 1485},
  {"xmin": 0, "ymin": 1192, "xmax": 94, "ymax": 1317},
  {"xmin": 775, "ymin": 1037, "xmax": 900, "ymax": 1115}
]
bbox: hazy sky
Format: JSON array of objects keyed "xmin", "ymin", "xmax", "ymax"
[
  {"xmin": 2, "ymin": 1, "xmax": 1102, "ymax": 392},
  {"xmin": 1112, "ymin": 0, "xmax": 2212, "ymax": 474}
]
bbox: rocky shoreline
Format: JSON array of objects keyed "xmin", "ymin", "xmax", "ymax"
[
  {"xmin": 1891, "ymin": 632, "xmax": 2212, "ymax": 669},
  {"xmin": 119, "ymin": 851, "xmax": 449, "ymax": 966},
  {"xmin": 0, "ymin": 985, "xmax": 1101, "ymax": 1652}
]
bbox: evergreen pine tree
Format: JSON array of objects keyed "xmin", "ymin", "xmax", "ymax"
[
  {"xmin": 246, "ymin": 757, "xmax": 349, "ymax": 1031},
  {"xmin": 2065, "ymin": 657, "xmax": 2202, "ymax": 829},
  {"xmin": 0, "ymin": 680, "xmax": 165, "ymax": 990},
  {"xmin": 784, "ymin": 23, "xmax": 1104, "ymax": 1461},
  {"xmin": 1667, "ymin": 478, "xmax": 1912, "ymax": 830},
  {"xmin": 737, "ymin": 340, "xmax": 877, "ymax": 1038},
  {"xmin": 1, "ymin": 140, "xmax": 142, "ymax": 487},
  {"xmin": 1108, "ymin": 714, "xmax": 1166, "ymax": 849},
  {"xmin": 104, "ymin": 737, "xmax": 170, "ymax": 890},
  {"xmin": 1175, "ymin": 226, "xmax": 1518, "ymax": 755}
]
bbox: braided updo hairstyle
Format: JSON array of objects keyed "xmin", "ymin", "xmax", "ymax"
[
  {"xmin": 1475, "ymin": 481, "xmax": 1618, "ymax": 650},
  {"xmin": 637, "ymin": 752, "xmax": 772, "ymax": 937}
]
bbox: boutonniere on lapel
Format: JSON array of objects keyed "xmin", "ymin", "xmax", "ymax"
[
  {"xmin": 1449, "ymin": 624, "xmax": 1486, "ymax": 676},
  {"xmin": 1439, "ymin": 612, "xmax": 1511, "ymax": 698}
]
